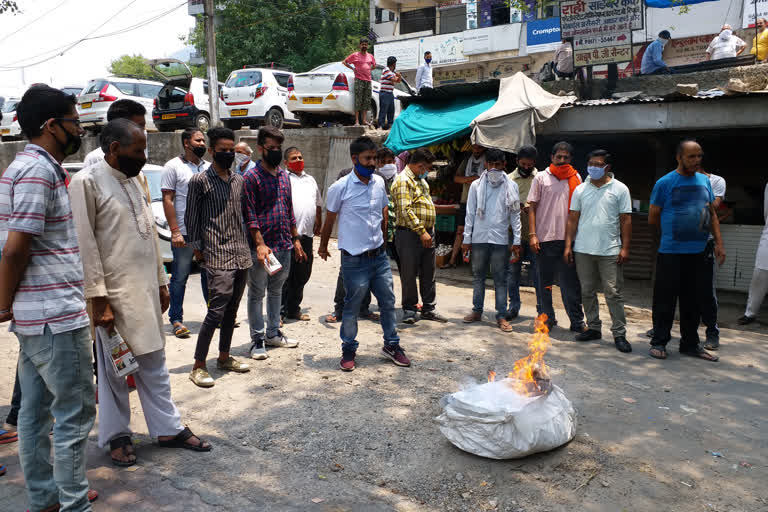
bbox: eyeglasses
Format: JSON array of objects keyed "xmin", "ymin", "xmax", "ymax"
[{"xmin": 39, "ymin": 118, "xmax": 82, "ymax": 131}]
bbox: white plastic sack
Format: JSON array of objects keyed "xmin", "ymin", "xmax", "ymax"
[{"xmin": 435, "ymin": 379, "xmax": 577, "ymax": 459}]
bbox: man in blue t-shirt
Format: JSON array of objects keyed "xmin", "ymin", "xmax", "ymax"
[{"xmin": 648, "ymin": 140, "xmax": 725, "ymax": 362}]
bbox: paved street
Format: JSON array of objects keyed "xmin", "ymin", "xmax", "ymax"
[{"xmin": 1, "ymin": 240, "xmax": 766, "ymax": 512}]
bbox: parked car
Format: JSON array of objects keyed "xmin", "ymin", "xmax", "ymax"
[
  {"xmin": 59, "ymin": 85, "xmax": 85, "ymax": 97},
  {"xmin": 219, "ymin": 65, "xmax": 299, "ymax": 130},
  {"xmin": 77, "ymin": 77, "xmax": 163, "ymax": 133},
  {"xmin": 149, "ymin": 59, "xmax": 221, "ymax": 133},
  {"xmin": 287, "ymin": 61, "xmax": 415, "ymax": 127},
  {"xmin": 0, "ymin": 97, "xmax": 21, "ymax": 140},
  {"xmin": 62, "ymin": 161, "xmax": 173, "ymax": 263}
]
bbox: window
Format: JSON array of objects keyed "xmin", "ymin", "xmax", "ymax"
[
  {"xmin": 440, "ymin": 5, "xmax": 466, "ymax": 34},
  {"xmin": 400, "ymin": 7, "xmax": 436, "ymax": 35},
  {"xmin": 225, "ymin": 70, "xmax": 262, "ymax": 88},
  {"xmin": 1, "ymin": 100, "xmax": 19, "ymax": 113},
  {"xmin": 84, "ymin": 80, "xmax": 107, "ymax": 94},
  {"xmin": 395, "ymin": 80, "xmax": 412, "ymax": 94},
  {"xmin": 371, "ymin": 67, "xmax": 383, "ymax": 82},
  {"xmin": 274, "ymin": 73, "xmax": 291, "ymax": 88},
  {"xmin": 542, "ymin": 0, "xmax": 558, "ymax": 18},
  {"xmin": 375, "ymin": 7, "xmax": 394, "ymax": 23},
  {"xmin": 137, "ymin": 84, "xmax": 162, "ymax": 99},
  {"xmin": 490, "ymin": 3, "xmax": 510, "ymax": 25},
  {"xmin": 113, "ymin": 82, "xmax": 137, "ymax": 96}
]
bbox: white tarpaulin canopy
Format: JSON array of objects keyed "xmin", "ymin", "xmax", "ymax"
[{"xmin": 470, "ymin": 73, "xmax": 576, "ymax": 153}]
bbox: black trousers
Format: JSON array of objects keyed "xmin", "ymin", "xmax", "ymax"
[
  {"xmin": 651, "ymin": 252, "xmax": 712, "ymax": 351},
  {"xmin": 281, "ymin": 235, "xmax": 314, "ymax": 316},
  {"xmin": 195, "ymin": 268, "xmax": 248, "ymax": 362},
  {"xmin": 395, "ymin": 228, "xmax": 436, "ymax": 314}
]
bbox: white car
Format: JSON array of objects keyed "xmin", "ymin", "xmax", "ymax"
[
  {"xmin": 0, "ymin": 96, "xmax": 21, "ymax": 140},
  {"xmin": 220, "ymin": 65, "xmax": 298, "ymax": 130},
  {"xmin": 77, "ymin": 77, "xmax": 164, "ymax": 132},
  {"xmin": 59, "ymin": 85, "xmax": 85, "ymax": 97},
  {"xmin": 287, "ymin": 61, "xmax": 414, "ymax": 127},
  {"xmin": 149, "ymin": 59, "xmax": 222, "ymax": 133}
]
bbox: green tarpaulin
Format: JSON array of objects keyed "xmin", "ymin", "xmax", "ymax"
[{"xmin": 385, "ymin": 95, "xmax": 497, "ymax": 154}]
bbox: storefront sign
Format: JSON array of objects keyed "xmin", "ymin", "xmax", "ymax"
[
  {"xmin": 560, "ymin": 0, "xmax": 640, "ymax": 64},
  {"xmin": 743, "ymin": 0, "xmax": 768, "ymax": 27},
  {"xmin": 420, "ymin": 33, "xmax": 468, "ymax": 65},
  {"xmin": 463, "ymin": 24, "xmax": 522, "ymax": 55},
  {"xmin": 433, "ymin": 66, "xmax": 480, "ymax": 84},
  {"xmin": 574, "ymin": 44, "xmax": 633, "ymax": 65},
  {"xmin": 374, "ymin": 40, "xmax": 420, "ymax": 70},
  {"xmin": 526, "ymin": 17, "xmax": 562, "ymax": 53}
]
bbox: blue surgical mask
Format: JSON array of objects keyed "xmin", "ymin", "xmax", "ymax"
[
  {"xmin": 354, "ymin": 161, "xmax": 375, "ymax": 178},
  {"xmin": 587, "ymin": 166, "xmax": 606, "ymax": 180},
  {"xmin": 425, "ymin": 58, "xmax": 432, "ymax": 64}
]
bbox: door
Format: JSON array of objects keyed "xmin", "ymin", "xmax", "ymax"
[
  {"xmin": 136, "ymin": 83, "xmax": 163, "ymax": 130},
  {"xmin": 273, "ymin": 72, "xmax": 296, "ymax": 121}
]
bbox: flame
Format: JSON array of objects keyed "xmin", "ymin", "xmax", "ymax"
[
  {"xmin": 508, "ymin": 314, "xmax": 552, "ymax": 396},
  {"xmin": 487, "ymin": 370, "xmax": 496, "ymax": 382}
]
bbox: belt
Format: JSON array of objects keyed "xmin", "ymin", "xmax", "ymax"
[
  {"xmin": 342, "ymin": 245, "xmax": 385, "ymax": 258},
  {"xmin": 396, "ymin": 226, "xmax": 434, "ymax": 232}
]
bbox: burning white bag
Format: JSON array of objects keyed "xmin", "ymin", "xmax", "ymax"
[{"xmin": 435, "ymin": 315, "xmax": 577, "ymax": 459}]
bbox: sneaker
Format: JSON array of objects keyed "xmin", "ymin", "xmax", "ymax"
[
  {"xmin": 266, "ymin": 330, "xmax": 299, "ymax": 348},
  {"xmin": 382, "ymin": 344, "xmax": 411, "ymax": 367},
  {"xmin": 189, "ymin": 368, "xmax": 215, "ymax": 388},
  {"xmin": 421, "ymin": 311, "xmax": 448, "ymax": 323},
  {"xmin": 216, "ymin": 356, "xmax": 250, "ymax": 373},
  {"xmin": 250, "ymin": 339, "xmax": 268, "ymax": 360},
  {"xmin": 402, "ymin": 312, "xmax": 417, "ymax": 324},
  {"xmin": 737, "ymin": 315, "xmax": 756, "ymax": 325},
  {"xmin": 614, "ymin": 336, "xmax": 632, "ymax": 353},
  {"xmin": 645, "ymin": 328, "xmax": 655, "ymax": 338},
  {"xmin": 575, "ymin": 329, "xmax": 601, "ymax": 342},
  {"xmin": 339, "ymin": 352, "xmax": 356, "ymax": 371},
  {"xmin": 703, "ymin": 335, "xmax": 720, "ymax": 351}
]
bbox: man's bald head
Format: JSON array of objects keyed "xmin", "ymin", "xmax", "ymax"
[
  {"xmin": 676, "ymin": 139, "xmax": 703, "ymax": 175},
  {"xmin": 235, "ymin": 142, "xmax": 252, "ymax": 156},
  {"xmin": 100, "ymin": 118, "xmax": 144, "ymax": 155}
]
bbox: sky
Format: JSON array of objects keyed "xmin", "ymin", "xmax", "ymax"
[{"xmin": 0, "ymin": 0, "xmax": 196, "ymax": 94}]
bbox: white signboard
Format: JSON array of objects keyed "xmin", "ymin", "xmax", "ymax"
[
  {"xmin": 420, "ymin": 33, "xmax": 468, "ymax": 65},
  {"xmin": 188, "ymin": 0, "xmax": 204, "ymax": 15},
  {"xmin": 463, "ymin": 24, "xmax": 522, "ymax": 55},
  {"xmin": 743, "ymin": 0, "xmax": 768, "ymax": 27},
  {"xmin": 374, "ymin": 39, "xmax": 420, "ymax": 70},
  {"xmin": 561, "ymin": 0, "xmax": 638, "ymax": 64}
]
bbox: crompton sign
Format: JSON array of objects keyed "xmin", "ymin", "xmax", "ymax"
[
  {"xmin": 561, "ymin": 0, "xmax": 641, "ymax": 65},
  {"xmin": 526, "ymin": 17, "xmax": 562, "ymax": 53}
]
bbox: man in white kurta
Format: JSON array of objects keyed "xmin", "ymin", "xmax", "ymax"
[
  {"xmin": 70, "ymin": 119, "xmax": 210, "ymax": 465},
  {"xmin": 739, "ymin": 182, "xmax": 768, "ymax": 324}
]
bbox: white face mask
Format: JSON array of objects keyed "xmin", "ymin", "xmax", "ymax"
[
  {"xmin": 487, "ymin": 169, "xmax": 505, "ymax": 187},
  {"xmin": 659, "ymin": 38, "xmax": 669, "ymax": 46},
  {"xmin": 719, "ymin": 29, "xmax": 733, "ymax": 40},
  {"xmin": 377, "ymin": 163, "xmax": 397, "ymax": 179},
  {"xmin": 234, "ymin": 152, "xmax": 250, "ymax": 168}
]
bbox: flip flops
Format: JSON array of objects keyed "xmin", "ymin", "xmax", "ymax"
[
  {"xmin": 173, "ymin": 323, "xmax": 191, "ymax": 338},
  {"xmin": 158, "ymin": 427, "xmax": 212, "ymax": 452},
  {"xmin": 0, "ymin": 429, "xmax": 18, "ymax": 444}
]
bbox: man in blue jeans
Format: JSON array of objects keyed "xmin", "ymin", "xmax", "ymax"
[
  {"xmin": 318, "ymin": 136, "xmax": 408, "ymax": 371},
  {"xmin": 377, "ymin": 56, "xmax": 401, "ymax": 130},
  {"xmin": 242, "ymin": 126, "xmax": 305, "ymax": 359},
  {"xmin": 161, "ymin": 127, "xmax": 210, "ymax": 338},
  {"xmin": 0, "ymin": 85, "xmax": 96, "ymax": 511}
]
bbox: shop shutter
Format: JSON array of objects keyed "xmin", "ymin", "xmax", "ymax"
[
  {"xmin": 716, "ymin": 225, "xmax": 762, "ymax": 292},
  {"xmin": 624, "ymin": 214, "xmax": 655, "ymax": 280}
]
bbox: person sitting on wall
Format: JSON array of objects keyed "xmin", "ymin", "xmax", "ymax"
[
  {"xmin": 553, "ymin": 37, "xmax": 575, "ymax": 79},
  {"xmin": 641, "ymin": 30, "xmax": 672, "ymax": 75}
]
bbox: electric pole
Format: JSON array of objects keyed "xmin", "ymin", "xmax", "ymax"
[{"xmin": 203, "ymin": 0, "xmax": 220, "ymax": 127}]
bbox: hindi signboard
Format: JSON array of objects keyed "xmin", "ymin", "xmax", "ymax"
[
  {"xmin": 743, "ymin": 0, "xmax": 768, "ymax": 28},
  {"xmin": 561, "ymin": 0, "xmax": 641, "ymax": 65}
]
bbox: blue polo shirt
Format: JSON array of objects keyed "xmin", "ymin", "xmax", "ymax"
[{"xmin": 650, "ymin": 170, "xmax": 714, "ymax": 254}]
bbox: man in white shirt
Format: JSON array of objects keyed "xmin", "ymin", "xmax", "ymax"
[
  {"xmin": 160, "ymin": 127, "xmax": 210, "ymax": 338},
  {"xmin": 739, "ymin": 182, "xmax": 768, "ymax": 325},
  {"xmin": 461, "ymin": 149, "xmax": 522, "ymax": 332},
  {"xmin": 83, "ymin": 100, "xmax": 147, "ymax": 168},
  {"xmin": 699, "ymin": 169, "xmax": 727, "ymax": 349},
  {"xmin": 234, "ymin": 141, "xmax": 257, "ymax": 175},
  {"xmin": 706, "ymin": 24, "xmax": 746, "ymax": 60},
  {"xmin": 553, "ymin": 37, "xmax": 574, "ymax": 79},
  {"xmin": 414, "ymin": 51, "xmax": 433, "ymax": 93},
  {"xmin": 282, "ymin": 147, "xmax": 322, "ymax": 321}
]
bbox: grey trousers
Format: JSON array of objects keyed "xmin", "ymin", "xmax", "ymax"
[
  {"xmin": 745, "ymin": 267, "xmax": 768, "ymax": 318},
  {"xmin": 574, "ymin": 252, "xmax": 627, "ymax": 338},
  {"xmin": 394, "ymin": 228, "xmax": 436, "ymax": 315}
]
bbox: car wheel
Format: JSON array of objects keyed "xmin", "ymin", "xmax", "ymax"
[
  {"xmin": 224, "ymin": 119, "xmax": 243, "ymax": 130},
  {"xmin": 265, "ymin": 108, "xmax": 284, "ymax": 129},
  {"xmin": 195, "ymin": 113, "xmax": 211, "ymax": 132}
]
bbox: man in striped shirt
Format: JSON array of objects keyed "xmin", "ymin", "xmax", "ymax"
[
  {"xmin": 377, "ymin": 56, "xmax": 401, "ymax": 130},
  {"xmin": 0, "ymin": 85, "xmax": 96, "ymax": 511}
]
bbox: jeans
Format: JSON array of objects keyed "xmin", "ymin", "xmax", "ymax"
[
  {"xmin": 248, "ymin": 249, "xmax": 291, "ymax": 340},
  {"xmin": 574, "ymin": 253, "xmax": 627, "ymax": 338},
  {"xmin": 507, "ymin": 240, "xmax": 542, "ymax": 316},
  {"xmin": 378, "ymin": 91, "xmax": 395, "ymax": 128},
  {"xmin": 6, "ymin": 363, "xmax": 21, "ymax": 426},
  {"xmin": 16, "ymin": 325, "xmax": 95, "ymax": 512},
  {"xmin": 395, "ymin": 228, "xmax": 436, "ymax": 317},
  {"xmin": 700, "ymin": 240, "xmax": 720, "ymax": 340},
  {"xmin": 340, "ymin": 250, "xmax": 399, "ymax": 353},
  {"xmin": 537, "ymin": 240, "xmax": 585, "ymax": 329},
  {"xmin": 168, "ymin": 236, "xmax": 208, "ymax": 324},
  {"xmin": 651, "ymin": 252, "xmax": 711, "ymax": 351},
  {"xmin": 195, "ymin": 268, "xmax": 248, "ymax": 361},
  {"xmin": 470, "ymin": 243, "xmax": 509, "ymax": 320},
  {"xmin": 333, "ymin": 269, "xmax": 371, "ymax": 317},
  {"xmin": 281, "ymin": 235, "xmax": 314, "ymax": 317}
]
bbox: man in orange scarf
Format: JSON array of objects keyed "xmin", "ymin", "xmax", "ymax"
[{"xmin": 527, "ymin": 142, "xmax": 586, "ymax": 332}]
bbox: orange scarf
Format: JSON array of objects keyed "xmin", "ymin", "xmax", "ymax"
[{"xmin": 549, "ymin": 164, "xmax": 580, "ymax": 206}]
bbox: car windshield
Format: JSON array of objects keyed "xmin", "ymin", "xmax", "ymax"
[
  {"xmin": 1, "ymin": 100, "xmax": 19, "ymax": 113},
  {"xmin": 142, "ymin": 170, "xmax": 164, "ymax": 201},
  {"xmin": 225, "ymin": 70, "xmax": 262, "ymax": 88}
]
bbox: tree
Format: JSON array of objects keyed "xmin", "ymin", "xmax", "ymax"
[
  {"xmin": 108, "ymin": 54, "xmax": 154, "ymax": 79},
  {"xmin": 184, "ymin": 0, "xmax": 369, "ymax": 80},
  {"xmin": 0, "ymin": 1, "xmax": 19, "ymax": 14}
]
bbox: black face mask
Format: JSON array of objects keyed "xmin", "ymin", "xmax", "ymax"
[
  {"xmin": 517, "ymin": 166, "xmax": 534, "ymax": 177},
  {"xmin": 117, "ymin": 155, "xmax": 146, "ymax": 178},
  {"xmin": 263, "ymin": 149, "xmax": 283, "ymax": 168},
  {"xmin": 191, "ymin": 145, "xmax": 207, "ymax": 158},
  {"xmin": 214, "ymin": 151, "xmax": 235, "ymax": 169},
  {"xmin": 57, "ymin": 122, "xmax": 82, "ymax": 156}
]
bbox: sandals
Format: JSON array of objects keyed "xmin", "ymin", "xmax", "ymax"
[
  {"xmin": 680, "ymin": 347, "xmax": 719, "ymax": 362},
  {"xmin": 362, "ymin": 311, "xmax": 380, "ymax": 321},
  {"xmin": 649, "ymin": 347, "xmax": 667, "ymax": 359},
  {"xmin": 173, "ymin": 323, "xmax": 191, "ymax": 339},
  {"xmin": 325, "ymin": 314, "xmax": 340, "ymax": 323},
  {"xmin": 497, "ymin": 318, "xmax": 514, "ymax": 332},
  {"xmin": 158, "ymin": 427, "xmax": 212, "ymax": 452},
  {"xmin": 0, "ymin": 429, "xmax": 18, "ymax": 444},
  {"xmin": 109, "ymin": 436, "xmax": 136, "ymax": 467}
]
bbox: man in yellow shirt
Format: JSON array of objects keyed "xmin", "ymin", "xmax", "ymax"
[{"xmin": 751, "ymin": 17, "xmax": 768, "ymax": 62}]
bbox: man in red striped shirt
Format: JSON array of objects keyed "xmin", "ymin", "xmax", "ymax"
[{"xmin": 378, "ymin": 56, "xmax": 402, "ymax": 130}]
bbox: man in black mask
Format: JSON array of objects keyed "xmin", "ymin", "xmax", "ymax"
[
  {"xmin": 185, "ymin": 127, "xmax": 253, "ymax": 387},
  {"xmin": 70, "ymin": 118, "xmax": 212, "ymax": 466},
  {"xmin": 506, "ymin": 145, "xmax": 543, "ymax": 320}
]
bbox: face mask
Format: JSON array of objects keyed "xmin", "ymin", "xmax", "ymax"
[
  {"xmin": 191, "ymin": 145, "xmax": 207, "ymax": 158},
  {"xmin": 263, "ymin": 148, "xmax": 283, "ymax": 168},
  {"xmin": 719, "ymin": 29, "xmax": 732, "ymax": 40},
  {"xmin": 287, "ymin": 160, "xmax": 305, "ymax": 173},
  {"xmin": 234, "ymin": 152, "xmax": 250, "ymax": 168},
  {"xmin": 377, "ymin": 163, "xmax": 396, "ymax": 179},
  {"xmin": 354, "ymin": 161, "xmax": 375, "ymax": 178},
  {"xmin": 56, "ymin": 121, "xmax": 81, "ymax": 156},
  {"xmin": 659, "ymin": 38, "xmax": 668, "ymax": 46},
  {"xmin": 587, "ymin": 165, "xmax": 606, "ymax": 180},
  {"xmin": 487, "ymin": 169, "xmax": 505, "ymax": 187},
  {"xmin": 425, "ymin": 58, "xmax": 432, "ymax": 64},
  {"xmin": 117, "ymin": 154, "xmax": 146, "ymax": 178},
  {"xmin": 214, "ymin": 151, "xmax": 235, "ymax": 169}
]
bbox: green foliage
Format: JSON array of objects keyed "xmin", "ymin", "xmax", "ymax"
[
  {"xmin": 184, "ymin": 0, "xmax": 369, "ymax": 81},
  {"xmin": 0, "ymin": 0, "xmax": 20, "ymax": 14},
  {"xmin": 108, "ymin": 54, "xmax": 155, "ymax": 79}
]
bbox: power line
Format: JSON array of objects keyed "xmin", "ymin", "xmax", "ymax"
[{"xmin": 0, "ymin": 0, "xmax": 70, "ymax": 44}]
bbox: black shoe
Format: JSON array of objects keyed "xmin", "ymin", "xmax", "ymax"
[
  {"xmin": 614, "ymin": 336, "xmax": 632, "ymax": 353},
  {"xmin": 645, "ymin": 328, "xmax": 654, "ymax": 338},
  {"xmin": 421, "ymin": 311, "xmax": 448, "ymax": 323},
  {"xmin": 575, "ymin": 329, "xmax": 602, "ymax": 342},
  {"xmin": 737, "ymin": 315, "xmax": 755, "ymax": 325},
  {"xmin": 703, "ymin": 336, "xmax": 720, "ymax": 350},
  {"xmin": 569, "ymin": 324, "xmax": 586, "ymax": 333},
  {"xmin": 402, "ymin": 313, "xmax": 417, "ymax": 324}
]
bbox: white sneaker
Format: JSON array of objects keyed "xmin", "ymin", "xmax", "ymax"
[
  {"xmin": 250, "ymin": 340, "xmax": 268, "ymax": 360},
  {"xmin": 265, "ymin": 330, "xmax": 299, "ymax": 348}
]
